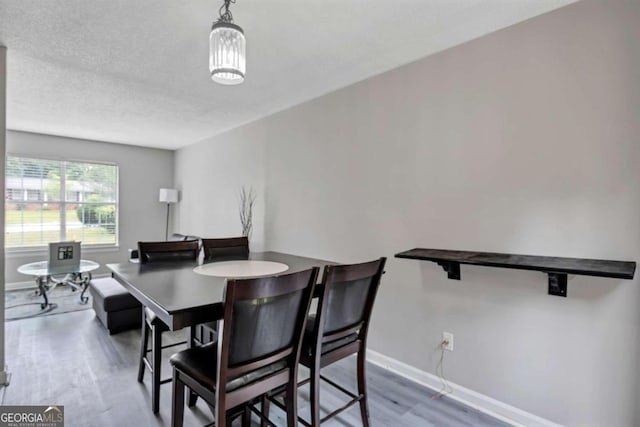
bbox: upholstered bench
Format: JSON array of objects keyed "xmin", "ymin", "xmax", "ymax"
[{"xmin": 89, "ymin": 277, "xmax": 142, "ymax": 334}]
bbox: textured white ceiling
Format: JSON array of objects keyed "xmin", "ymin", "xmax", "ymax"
[{"xmin": 0, "ymin": 0, "xmax": 577, "ymax": 150}]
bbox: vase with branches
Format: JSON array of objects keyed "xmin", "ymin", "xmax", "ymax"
[{"xmin": 239, "ymin": 186, "xmax": 256, "ymax": 238}]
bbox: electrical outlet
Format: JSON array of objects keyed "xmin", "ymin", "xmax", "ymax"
[{"xmin": 442, "ymin": 332, "xmax": 454, "ymax": 351}]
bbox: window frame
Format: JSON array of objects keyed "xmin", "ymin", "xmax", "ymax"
[{"xmin": 5, "ymin": 154, "xmax": 120, "ymax": 253}]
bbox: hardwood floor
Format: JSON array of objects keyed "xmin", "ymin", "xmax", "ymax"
[{"xmin": 2, "ymin": 310, "xmax": 509, "ymax": 427}]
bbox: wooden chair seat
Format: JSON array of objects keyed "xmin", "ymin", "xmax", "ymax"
[{"xmin": 170, "ymin": 342, "xmax": 288, "ymax": 392}]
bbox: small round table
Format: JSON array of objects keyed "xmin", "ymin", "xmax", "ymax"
[{"xmin": 17, "ymin": 260, "xmax": 100, "ymax": 309}]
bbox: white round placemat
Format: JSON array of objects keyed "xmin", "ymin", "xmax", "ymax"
[{"xmin": 193, "ymin": 260, "xmax": 289, "ymax": 278}]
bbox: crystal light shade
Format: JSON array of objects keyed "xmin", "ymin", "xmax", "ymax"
[{"xmin": 209, "ymin": 22, "xmax": 246, "ymax": 85}]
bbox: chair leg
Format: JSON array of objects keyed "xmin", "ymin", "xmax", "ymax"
[
  {"xmin": 152, "ymin": 324, "xmax": 162, "ymax": 414},
  {"xmin": 216, "ymin": 402, "xmax": 226, "ymax": 427},
  {"xmin": 171, "ymin": 370, "xmax": 185, "ymax": 427},
  {"xmin": 285, "ymin": 381, "xmax": 298, "ymax": 427},
  {"xmin": 187, "ymin": 326, "xmax": 198, "ymax": 407},
  {"xmin": 137, "ymin": 316, "xmax": 149, "ymax": 383},
  {"xmin": 187, "ymin": 391, "xmax": 198, "ymax": 407},
  {"xmin": 242, "ymin": 405, "xmax": 251, "ymax": 427},
  {"xmin": 309, "ymin": 363, "xmax": 321, "ymax": 427},
  {"xmin": 357, "ymin": 350, "xmax": 370, "ymax": 427},
  {"xmin": 260, "ymin": 395, "xmax": 270, "ymax": 427}
]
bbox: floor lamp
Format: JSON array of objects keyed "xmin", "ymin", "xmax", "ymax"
[{"xmin": 159, "ymin": 188, "xmax": 179, "ymax": 240}]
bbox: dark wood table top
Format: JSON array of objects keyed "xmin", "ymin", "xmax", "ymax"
[{"xmin": 107, "ymin": 251, "xmax": 334, "ymax": 330}]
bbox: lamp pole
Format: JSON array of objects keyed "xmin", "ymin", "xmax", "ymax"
[
  {"xmin": 159, "ymin": 188, "xmax": 179, "ymax": 241},
  {"xmin": 165, "ymin": 203, "xmax": 171, "ymax": 240}
]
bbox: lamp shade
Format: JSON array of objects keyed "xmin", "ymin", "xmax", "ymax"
[
  {"xmin": 209, "ymin": 22, "xmax": 246, "ymax": 85},
  {"xmin": 159, "ymin": 188, "xmax": 179, "ymax": 204}
]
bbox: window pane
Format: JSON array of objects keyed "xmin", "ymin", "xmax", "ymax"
[
  {"xmin": 6, "ymin": 157, "xmax": 62, "ymax": 202},
  {"xmin": 66, "ymin": 162, "xmax": 117, "ymax": 203},
  {"xmin": 5, "ymin": 203, "xmax": 62, "ymax": 247},
  {"xmin": 6, "ymin": 156, "xmax": 119, "ymax": 249},
  {"xmin": 69, "ymin": 203, "xmax": 117, "ymax": 245}
]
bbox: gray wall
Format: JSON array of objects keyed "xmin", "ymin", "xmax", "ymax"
[
  {"xmin": 174, "ymin": 0, "xmax": 640, "ymax": 425},
  {"xmin": 174, "ymin": 121, "xmax": 266, "ymax": 251},
  {"xmin": 5, "ymin": 131, "xmax": 174, "ymax": 283}
]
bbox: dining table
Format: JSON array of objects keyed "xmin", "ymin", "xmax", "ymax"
[
  {"xmin": 107, "ymin": 250, "xmax": 335, "ymax": 415},
  {"xmin": 106, "ymin": 251, "xmax": 335, "ymax": 332}
]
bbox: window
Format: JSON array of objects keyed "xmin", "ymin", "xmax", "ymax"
[
  {"xmin": 27, "ymin": 189, "xmax": 43, "ymax": 201},
  {"xmin": 5, "ymin": 156, "xmax": 119, "ymax": 249}
]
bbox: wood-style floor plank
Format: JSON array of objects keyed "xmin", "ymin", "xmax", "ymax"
[{"xmin": 2, "ymin": 310, "xmax": 510, "ymax": 427}]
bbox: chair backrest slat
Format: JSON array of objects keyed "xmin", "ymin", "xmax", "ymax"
[
  {"xmin": 218, "ymin": 268, "xmax": 318, "ymax": 381},
  {"xmin": 202, "ymin": 237, "xmax": 249, "ymax": 262},
  {"xmin": 137, "ymin": 240, "xmax": 199, "ymax": 264},
  {"xmin": 316, "ymin": 258, "xmax": 386, "ymax": 343}
]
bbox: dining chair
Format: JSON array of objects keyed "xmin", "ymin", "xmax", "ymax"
[
  {"xmin": 263, "ymin": 257, "xmax": 386, "ymax": 426},
  {"xmin": 137, "ymin": 239, "xmax": 200, "ymax": 413},
  {"xmin": 129, "ymin": 234, "xmax": 200, "ymax": 262},
  {"xmin": 188, "ymin": 236, "xmax": 250, "ymax": 407},
  {"xmin": 192, "ymin": 236, "xmax": 250, "ymax": 346},
  {"xmin": 170, "ymin": 267, "xmax": 319, "ymax": 427}
]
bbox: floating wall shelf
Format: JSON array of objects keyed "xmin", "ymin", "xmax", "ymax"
[{"xmin": 395, "ymin": 248, "xmax": 636, "ymax": 297}]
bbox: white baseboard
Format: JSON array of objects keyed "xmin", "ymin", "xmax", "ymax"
[
  {"xmin": 5, "ymin": 273, "xmax": 112, "ymax": 291},
  {"xmin": 5, "ymin": 280, "xmax": 38, "ymax": 291},
  {"xmin": 366, "ymin": 349, "xmax": 562, "ymax": 427}
]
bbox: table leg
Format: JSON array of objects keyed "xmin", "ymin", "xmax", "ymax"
[
  {"xmin": 79, "ymin": 272, "xmax": 92, "ymax": 304},
  {"xmin": 36, "ymin": 276, "xmax": 50, "ymax": 309}
]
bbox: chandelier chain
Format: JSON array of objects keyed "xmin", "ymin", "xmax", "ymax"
[{"xmin": 218, "ymin": 0, "xmax": 236, "ymax": 23}]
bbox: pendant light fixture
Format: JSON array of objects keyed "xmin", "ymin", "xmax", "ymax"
[{"xmin": 209, "ymin": 0, "xmax": 246, "ymax": 85}]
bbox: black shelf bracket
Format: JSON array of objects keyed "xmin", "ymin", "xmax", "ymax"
[
  {"xmin": 437, "ymin": 261, "xmax": 460, "ymax": 280},
  {"xmin": 547, "ymin": 273, "xmax": 567, "ymax": 297}
]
